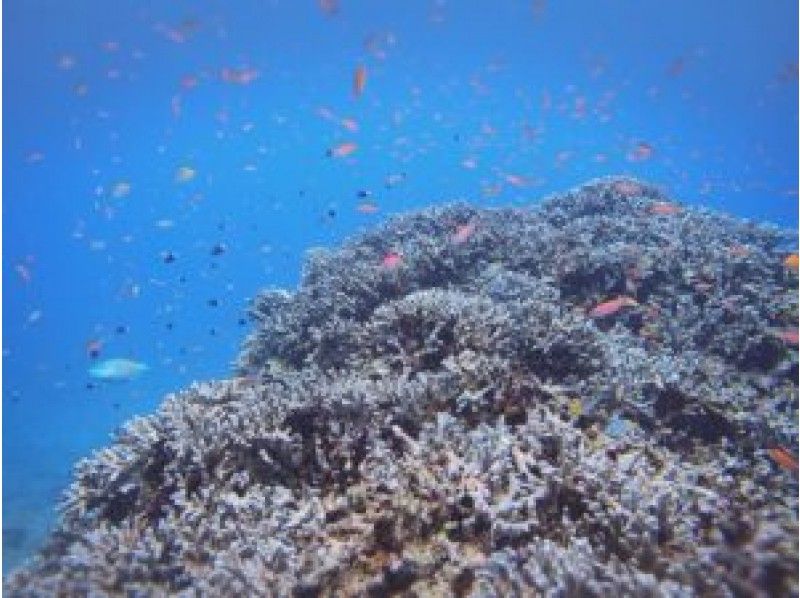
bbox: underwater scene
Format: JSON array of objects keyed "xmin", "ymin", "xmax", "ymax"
[{"xmin": 3, "ymin": 0, "xmax": 799, "ymax": 595}]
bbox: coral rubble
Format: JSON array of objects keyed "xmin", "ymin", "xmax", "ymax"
[{"xmin": 5, "ymin": 178, "xmax": 798, "ymax": 597}]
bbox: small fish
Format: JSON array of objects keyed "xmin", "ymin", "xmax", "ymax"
[
  {"xmin": 767, "ymin": 446, "xmax": 798, "ymax": 473},
  {"xmin": 649, "ymin": 202, "xmax": 681, "ymax": 216},
  {"xmin": 221, "ymin": 67, "xmax": 259, "ymax": 85},
  {"xmin": 381, "ymin": 252, "xmax": 403, "ymax": 269},
  {"xmin": 89, "ymin": 358, "xmax": 148, "ymax": 381},
  {"xmin": 504, "ymin": 173, "xmax": 528, "ymax": 188},
  {"xmin": 774, "ymin": 329, "xmax": 799, "ymax": 346},
  {"xmin": 628, "ymin": 142, "xmax": 654, "ymax": 162},
  {"xmin": 175, "ymin": 166, "xmax": 196, "ymax": 182},
  {"xmin": 589, "ymin": 296, "xmax": 638, "ymax": 318},
  {"xmin": 318, "ymin": 0, "xmax": 339, "ymax": 16},
  {"xmin": 86, "ymin": 339, "xmax": 103, "ymax": 359},
  {"xmin": 567, "ymin": 398, "xmax": 582, "ymax": 418},
  {"xmin": 784, "ymin": 253, "xmax": 799, "ymax": 272},
  {"xmin": 384, "ymin": 172, "xmax": 406, "ymax": 188},
  {"xmin": 452, "ymin": 222, "xmax": 476, "ymax": 244},
  {"xmin": 15, "ymin": 264, "xmax": 32, "ymax": 284},
  {"xmin": 612, "ymin": 180, "xmax": 642, "ymax": 197},
  {"xmin": 327, "ymin": 142, "xmax": 357, "ymax": 158},
  {"xmin": 340, "ymin": 117, "xmax": 359, "ymax": 132},
  {"xmin": 356, "ymin": 202, "xmax": 380, "ymax": 214},
  {"xmin": 353, "ymin": 65, "xmax": 367, "ymax": 97}
]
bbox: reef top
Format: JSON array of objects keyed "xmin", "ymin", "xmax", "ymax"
[{"xmin": 6, "ymin": 178, "xmax": 798, "ymax": 597}]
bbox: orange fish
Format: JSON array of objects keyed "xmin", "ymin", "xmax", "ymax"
[
  {"xmin": 768, "ymin": 446, "xmax": 798, "ymax": 473},
  {"xmin": 589, "ymin": 296, "xmax": 638, "ymax": 318},
  {"xmin": 452, "ymin": 222, "xmax": 476, "ymax": 244},
  {"xmin": 784, "ymin": 253, "xmax": 799, "ymax": 272},
  {"xmin": 353, "ymin": 65, "xmax": 367, "ymax": 97},
  {"xmin": 649, "ymin": 202, "xmax": 681, "ymax": 216},
  {"xmin": 327, "ymin": 142, "xmax": 358, "ymax": 158},
  {"xmin": 356, "ymin": 202, "xmax": 379, "ymax": 214},
  {"xmin": 382, "ymin": 252, "xmax": 403, "ymax": 269},
  {"xmin": 628, "ymin": 142, "xmax": 654, "ymax": 162}
]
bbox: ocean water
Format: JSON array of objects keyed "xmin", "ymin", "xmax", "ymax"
[{"xmin": 2, "ymin": 0, "xmax": 797, "ymax": 577}]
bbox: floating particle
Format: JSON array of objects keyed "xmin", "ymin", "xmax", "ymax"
[
  {"xmin": 26, "ymin": 151, "xmax": 45, "ymax": 164},
  {"xmin": 384, "ymin": 172, "xmax": 406, "ymax": 188},
  {"xmin": 327, "ymin": 142, "xmax": 357, "ymax": 158},
  {"xmin": 111, "ymin": 181, "xmax": 131, "ymax": 198},
  {"xmin": 57, "ymin": 54, "xmax": 76, "ymax": 70},
  {"xmin": 175, "ymin": 165, "xmax": 196, "ymax": 183},
  {"xmin": 353, "ymin": 65, "xmax": 367, "ymax": 97},
  {"xmin": 340, "ymin": 117, "xmax": 359, "ymax": 132}
]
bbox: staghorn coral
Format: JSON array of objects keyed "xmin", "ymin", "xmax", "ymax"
[{"xmin": 5, "ymin": 178, "xmax": 798, "ymax": 597}]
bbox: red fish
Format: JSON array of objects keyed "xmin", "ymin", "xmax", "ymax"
[
  {"xmin": 452, "ymin": 222, "xmax": 476, "ymax": 244},
  {"xmin": 353, "ymin": 65, "xmax": 367, "ymax": 97},
  {"xmin": 356, "ymin": 202, "xmax": 379, "ymax": 214},
  {"xmin": 318, "ymin": 0, "xmax": 339, "ymax": 16},
  {"xmin": 768, "ymin": 446, "xmax": 798, "ymax": 473},
  {"xmin": 327, "ymin": 142, "xmax": 358, "ymax": 158},
  {"xmin": 589, "ymin": 296, "xmax": 638, "ymax": 318},
  {"xmin": 628, "ymin": 142, "xmax": 654, "ymax": 162},
  {"xmin": 382, "ymin": 252, "xmax": 403, "ymax": 269},
  {"xmin": 649, "ymin": 202, "xmax": 681, "ymax": 216},
  {"xmin": 775, "ymin": 329, "xmax": 799, "ymax": 346}
]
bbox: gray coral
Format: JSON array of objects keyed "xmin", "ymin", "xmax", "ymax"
[{"xmin": 5, "ymin": 178, "xmax": 798, "ymax": 597}]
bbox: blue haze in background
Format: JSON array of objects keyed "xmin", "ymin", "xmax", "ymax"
[{"xmin": 3, "ymin": 0, "xmax": 798, "ymax": 573}]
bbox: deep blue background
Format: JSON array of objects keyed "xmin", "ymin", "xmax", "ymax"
[{"xmin": 3, "ymin": 0, "xmax": 797, "ymax": 573}]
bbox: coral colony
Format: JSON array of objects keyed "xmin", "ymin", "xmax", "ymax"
[{"xmin": 6, "ymin": 179, "xmax": 798, "ymax": 596}]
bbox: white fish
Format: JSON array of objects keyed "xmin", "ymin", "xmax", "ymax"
[{"xmin": 89, "ymin": 358, "xmax": 148, "ymax": 381}]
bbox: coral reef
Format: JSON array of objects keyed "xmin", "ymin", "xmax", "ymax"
[{"xmin": 5, "ymin": 178, "xmax": 798, "ymax": 596}]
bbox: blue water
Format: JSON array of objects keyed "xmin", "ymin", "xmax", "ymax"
[{"xmin": 3, "ymin": 0, "xmax": 797, "ymax": 574}]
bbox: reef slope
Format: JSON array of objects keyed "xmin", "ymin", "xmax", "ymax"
[{"xmin": 6, "ymin": 178, "xmax": 798, "ymax": 596}]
